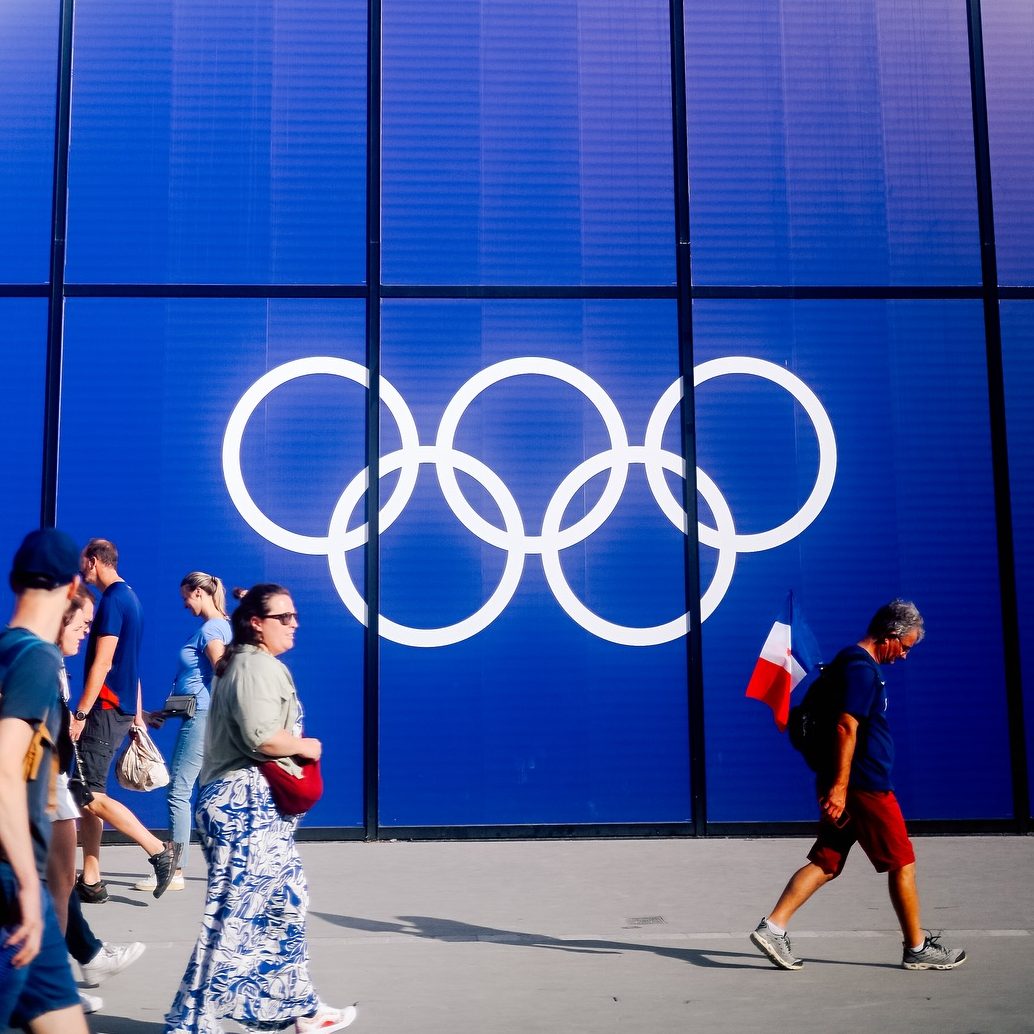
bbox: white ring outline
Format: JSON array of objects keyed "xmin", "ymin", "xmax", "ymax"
[
  {"xmin": 539, "ymin": 446, "xmax": 737, "ymax": 647},
  {"xmin": 643, "ymin": 357, "xmax": 837, "ymax": 553},
  {"xmin": 222, "ymin": 354, "xmax": 837, "ymax": 645},
  {"xmin": 435, "ymin": 358, "xmax": 630, "ymax": 554},
  {"xmin": 221, "ymin": 357, "xmax": 420, "ymax": 555},
  {"xmin": 326, "ymin": 444, "xmax": 526, "ymax": 648}
]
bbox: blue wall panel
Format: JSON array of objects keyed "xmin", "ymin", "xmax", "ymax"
[
  {"xmin": 382, "ymin": 0, "xmax": 674, "ymax": 286},
  {"xmin": 57, "ymin": 298, "xmax": 367, "ymax": 828},
  {"xmin": 0, "ymin": 0, "xmax": 1025, "ymax": 831},
  {"xmin": 685, "ymin": 0, "xmax": 981, "ymax": 287},
  {"xmin": 0, "ymin": 300, "xmax": 47, "ymax": 574},
  {"xmin": 1000, "ymin": 303, "xmax": 1034, "ymax": 815},
  {"xmin": 376, "ymin": 300, "xmax": 690, "ymax": 825},
  {"xmin": 696, "ymin": 300, "xmax": 1011, "ymax": 822},
  {"xmin": 0, "ymin": 1, "xmax": 58, "ymax": 284},
  {"xmin": 984, "ymin": 1, "xmax": 1034, "ymax": 286},
  {"xmin": 65, "ymin": 0, "xmax": 366, "ymax": 286}
]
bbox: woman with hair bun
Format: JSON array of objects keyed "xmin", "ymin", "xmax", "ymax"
[
  {"xmin": 164, "ymin": 583, "xmax": 356, "ymax": 1034},
  {"xmin": 135, "ymin": 572, "xmax": 230, "ymax": 893}
]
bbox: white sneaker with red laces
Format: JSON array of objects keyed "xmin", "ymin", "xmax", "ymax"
[{"xmin": 295, "ymin": 1002, "xmax": 358, "ymax": 1033}]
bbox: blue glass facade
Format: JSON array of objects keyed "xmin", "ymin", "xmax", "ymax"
[
  {"xmin": 0, "ymin": 2, "xmax": 58, "ymax": 284},
  {"xmin": 0, "ymin": 300, "xmax": 47, "ymax": 544},
  {"xmin": 695, "ymin": 300, "xmax": 1009, "ymax": 821},
  {"xmin": 685, "ymin": 0, "xmax": 980, "ymax": 287},
  {"xmin": 381, "ymin": 0, "xmax": 673, "ymax": 286},
  {"xmin": 984, "ymin": 2, "xmax": 1034, "ymax": 286},
  {"xmin": 2, "ymin": 0, "xmax": 1029, "ymax": 830},
  {"xmin": 1000, "ymin": 303, "xmax": 1034, "ymax": 814},
  {"xmin": 57, "ymin": 298, "xmax": 368, "ymax": 827},
  {"xmin": 65, "ymin": 0, "xmax": 367, "ymax": 285}
]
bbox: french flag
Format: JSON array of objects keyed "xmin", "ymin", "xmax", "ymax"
[{"xmin": 745, "ymin": 592, "xmax": 822, "ymax": 731}]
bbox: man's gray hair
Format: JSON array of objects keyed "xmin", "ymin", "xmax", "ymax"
[{"xmin": 867, "ymin": 599, "xmax": 925, "ymax": 642}]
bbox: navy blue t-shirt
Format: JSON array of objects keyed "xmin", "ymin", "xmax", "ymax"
[
  {"xmin": 84, "ymin": 581, "xmax": 143, "ymax": 712},
  {"xmin": 0, "ymin": 627, "xmax": 63, "ymax": 875},
  {"xmin": 835, "ymin": 644, "xmax": 893, "ymax": 792}
]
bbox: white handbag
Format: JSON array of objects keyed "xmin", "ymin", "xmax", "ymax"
[
  {"xmin": 116, "ymin": 684, "xmax": 170, "ymax": 791},
  {"xmin": 116, "ymin": 725, "xmax": 170, "ymax": 791}
]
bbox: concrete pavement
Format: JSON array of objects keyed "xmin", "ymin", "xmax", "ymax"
[{"xmin": 19, "ymin": 835, "xmax": 1034, "ymax": 1034}]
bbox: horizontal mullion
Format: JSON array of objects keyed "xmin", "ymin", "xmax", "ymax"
[
  {"xmin": 0, "ymin": 284, "xmax": 49, "ymax": 297},
  {"xmin": 43, "ymin": 283, "xmax": 1009, "ymax": 302}
]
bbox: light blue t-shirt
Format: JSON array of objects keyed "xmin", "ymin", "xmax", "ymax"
[{"xmin": 173, "ymin": 617, "xmax": 231, "ymax": 712}]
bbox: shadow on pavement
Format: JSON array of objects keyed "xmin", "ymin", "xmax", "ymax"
[
  {"xmin": 102, "ymin": 894, "xmax": 151, "ymax": 908},
  {"xmin": 312, "ymin": 912, "xmax": 897, "ymax": 970},
  {"xmin": 87, "ymin": 1017, "xmax": 165, "ymax": 1033}
]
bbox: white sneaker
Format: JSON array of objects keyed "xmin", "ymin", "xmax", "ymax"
[
  {"xmin": 134, "ymin": 872, "xmax": 185, "ymax": 892},
  {"xmin": 79, "ymin": 990, "xmax": 103, "ymax": 1013},
  {"xmin": 79, "ymin": 941, "xmax": 147, "ymax": 987},
  {"xmin": 296, "ymin": 1002, "xmax": 358, "ymax": 1032}
]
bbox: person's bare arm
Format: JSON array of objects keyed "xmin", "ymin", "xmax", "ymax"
[
  {"xmin": 69, "ymin": 634, "xmax": 117, "ymax": 741},
  {"xmin": 821, "ymin": 712, "xmax": 859, "ymax": 822},
  {"xmin": 205, "ymin": 640, "xmax": 226, "ymax": 668},
  {"xmin": 257, "ymin": 728, "xmax": 322, "ymax": 761}
]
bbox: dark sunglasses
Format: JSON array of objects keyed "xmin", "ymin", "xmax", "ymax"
[
  {"xmin": 892, "ymin": 635, "xmax": 915, "ymax": 655},
  {"xmin": 263, "ymin": 611, "xmax": 298, "ymax": 626}
]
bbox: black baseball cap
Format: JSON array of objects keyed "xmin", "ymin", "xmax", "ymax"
[{"xmin": 10, "ymin": 528, "xmax": 81, "ymax": 588}]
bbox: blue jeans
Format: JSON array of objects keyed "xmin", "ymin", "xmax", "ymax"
[
  {"xmin": 65, "ymin": 884, "xmax": 103, "ymax": 964},
  {"xmin": 167, "ymin": 710, "xmax": 208, "ymax": 871}
]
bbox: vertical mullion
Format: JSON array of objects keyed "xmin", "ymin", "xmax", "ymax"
[
  {"xmin": 363, "ymin": 0, "xmax": 383, "ymax": 840},
  {"xmin": 669, "ymin": 0, "xmax": 707, "ymax": 836},
  {"xmin": 41, "ymin": 0, "xmax": 75, "ymax": 527},
  {"xmin": 966, "ymin": 0, "xmax": 1029, "ymax": 831}
]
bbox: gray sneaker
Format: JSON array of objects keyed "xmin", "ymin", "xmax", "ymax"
[
  {"xmin": 902, "ymin": 934, "xmax": 966, "ymax": 970},
  {"xmin": 750, "ymin": 918, "xmax": 803, "ymax": 970}
]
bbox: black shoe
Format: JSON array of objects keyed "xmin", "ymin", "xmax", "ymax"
[
  {"xmin": 148, "ymin": 841, "xmax": 179, "ymax": 899},
  {"xmin": 75, "ymin": 873, "xmax": 109, "ymax": 904}
]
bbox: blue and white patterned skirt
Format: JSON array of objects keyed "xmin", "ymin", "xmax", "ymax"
[{"xmin": 164, "ymin": 766, "xmax": 321, "ymax": 1034}]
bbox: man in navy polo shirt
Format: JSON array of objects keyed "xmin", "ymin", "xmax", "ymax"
[
  {"xmin": 0, "ymin": 528, "xmax": 89, "ymax": 1033},
  {"xmin": 69, "ymin": 538, "xmax": 176, "ymax": 901},
  {"xmin": 749, "ymin": 599, "xmax": 967, "ymax": 972}
]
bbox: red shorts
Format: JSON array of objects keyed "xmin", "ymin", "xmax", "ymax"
[{"xmin": 807, "ymin": 789, "xmax": 916, "ymax": 876}]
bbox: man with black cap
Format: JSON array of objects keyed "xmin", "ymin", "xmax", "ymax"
[{"xmin": 0, "ymin": 527, "xmax": 89, "ymax": 1033}]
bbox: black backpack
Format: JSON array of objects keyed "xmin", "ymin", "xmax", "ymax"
[{"xmin": 787, "ymin": 659, "xmax": 845, "ymax": 773}]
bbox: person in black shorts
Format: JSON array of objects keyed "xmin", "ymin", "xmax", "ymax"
[{"xmin": 68, "ymin": 538, "xmax": 176, "ymax": 901}]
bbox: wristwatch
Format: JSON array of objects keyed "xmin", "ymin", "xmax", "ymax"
[{"xmin": 74, "ymin": 709, "xmax": 88, "ymax": 721}]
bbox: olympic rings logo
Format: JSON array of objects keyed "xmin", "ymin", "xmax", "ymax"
[{"xmin": 222, "ymin": 356, "xmax": 837, "ymax": 648}]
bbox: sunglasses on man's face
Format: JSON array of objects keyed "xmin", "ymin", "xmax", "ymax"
[{"xmin": 892, "ymin": 635, "xmax": 916, "ymax": 655}]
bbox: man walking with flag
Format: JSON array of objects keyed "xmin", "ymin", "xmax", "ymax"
[{"xmin": 748, "ymin": 599, "xmax": 967, "ymax": 972}]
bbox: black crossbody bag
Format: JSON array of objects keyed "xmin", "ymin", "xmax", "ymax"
[{"xmin": 161, "ymin": 693, "xmax": 197, "ymax": 719}]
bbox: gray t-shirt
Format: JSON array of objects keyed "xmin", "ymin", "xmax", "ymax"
[{"xmin": 200, "ymin": 645, "xmax": 300, "ymax": 785}]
